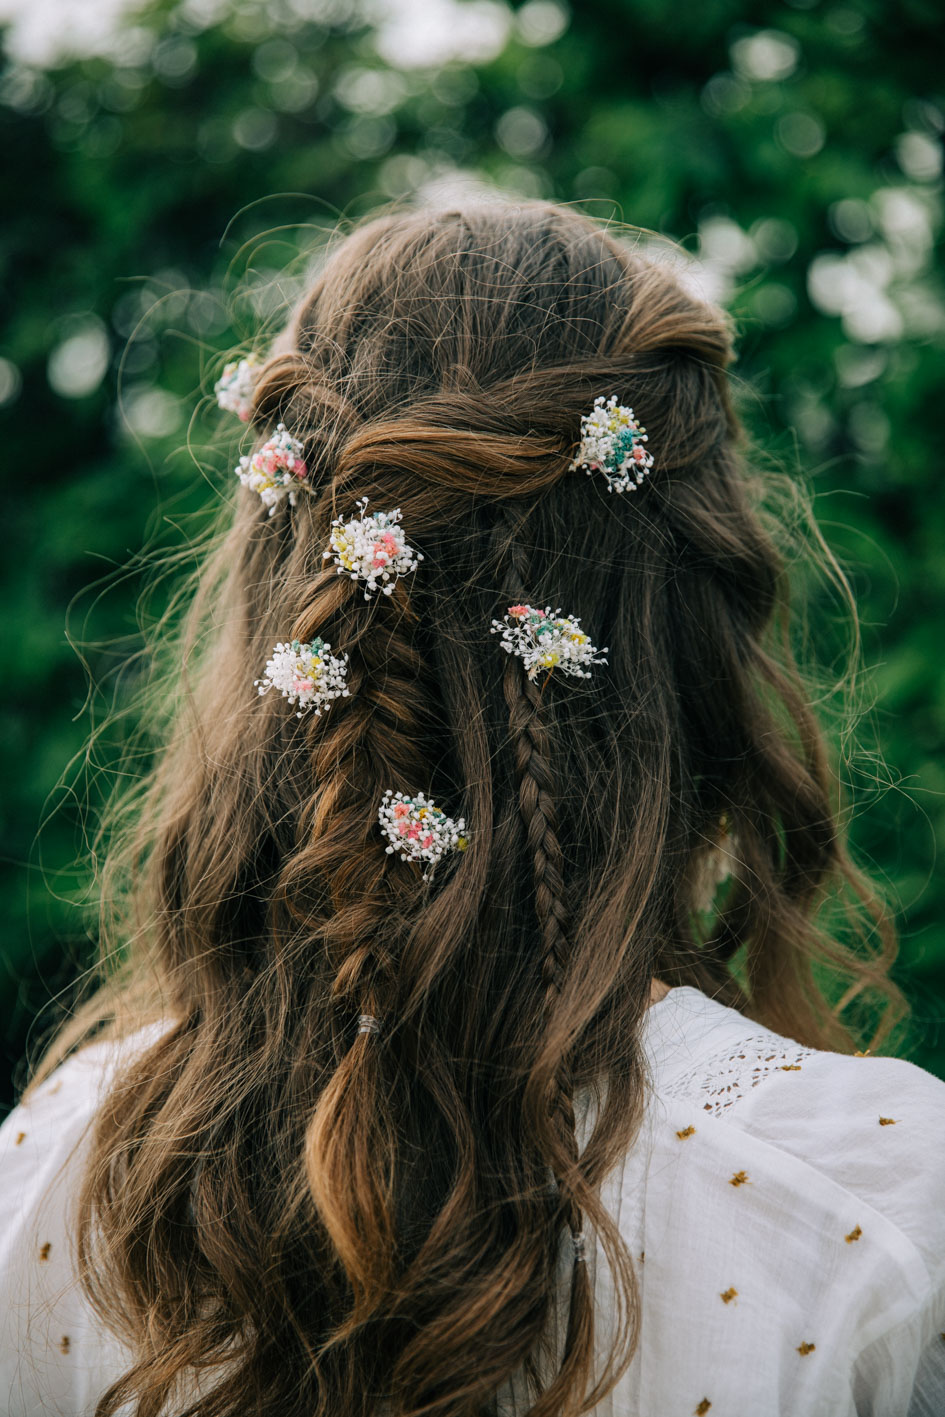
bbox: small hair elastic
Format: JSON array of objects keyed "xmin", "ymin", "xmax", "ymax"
[
  {"xmin": 491, "ymin": 605, "xmax": 607, "ymax": 682},
  {"xmin": 236, "ymin": 424, "xmax": 309, "ymax": 515},
  {"xmin": 215, "ymin": 355, "xmax": 259, "ymax": 422},
  {"xmin": 324, "ymin": 498, "xmax": 423, "ymax": 600},
  {"xmin": 570, "ymin": 395, "xmax": 654, "ymax": 494},
  {"xmin": 571, "ymin": 1230, "xmax": 587, "ymax": 1264},
  {"xmin": 378, "ymin": 790, "xmax": 467, "ymax": 881},
  {"xmin": 255, "ymin": 638, "xmax": 349, "ymax": 717},
  {"xmin": 357, "ymin": 1014, "xmax": 381, "ymax": 1035}
]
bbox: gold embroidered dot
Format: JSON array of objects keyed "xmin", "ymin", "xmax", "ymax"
[
  {"xmin": 729, "ymin": 1170, "xmax": 750, "ymax": 1187},
  {"xmin": 845, "ymin": 1225, "xmax": 862, "ymax": 1243},
  {"xmin": 703, "ymin": 1101, "xmax": 713, "ymax": 1111},
  {"xmin": 39, "ymin": 1242, "xmax": 51, "ymax": 1262},
  {"xmin": 797, "ymin": 1341, "xmax": 816, "ymax": 1356},
  {"xmin": 676, "ymin": 1125, "xmax": 696, "ymax": 1139},
  {"xmin": 695, "ymin": 1401, "xmax": 712, "ymax": 1415},
  {"xmin": 720, "ymin": 1287, "xmax": 738, "ymax": 1304},
  {"xmin": 639, "ymin": 1251, "xmax": 645, "ymax": 1264},
  {"xmin": 780, "ymin": 1064, "xmax": 802, "ymax": 1071},
  {"xmin": 878, "ymin": 1116, "xmax": 897, "ymax": 1126},
  {"xmin": 47, "ymin": 1081, "xmax": 62, "ymax": 1096},
  {"xmin": 15, "ymin": 1131, "xmax": 26, "ymax": 1146},
  {"xmin": 59, "ymin": 1336, "xmax": 70, "ymax": 1356}
]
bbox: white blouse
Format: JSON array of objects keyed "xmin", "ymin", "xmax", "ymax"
[{"xmin": 2, "ymin": 986, "xmax": 944, "ymax": 1416}]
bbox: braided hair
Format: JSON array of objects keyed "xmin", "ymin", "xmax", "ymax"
[{"xmin": 64, "ymin": 203, "xmax": 901, "ymax": 1417}]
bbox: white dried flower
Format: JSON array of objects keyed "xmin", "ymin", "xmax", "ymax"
[
  {"xmin": 235, "ymin": 424, "xmax": 309, "ymax": 516},
  {"xmin": 323, "ymin": 497, "xmax": 422, "ymax": 600},
  {"xmin": 490, "ymin": 604, "xmax": 607, "ymax": 681},
  {"xmin": 569, "ymin": 395, "xmax": 654, "ymax": 493},
  {"xmin": 378, "ymin": 789, "xmax": 468, "ymax": 881},
  {"xmin": 255, "ymin": 638, "xmax": 349, "ymax": 718},
  {"xmin": 215, "ymin": 356, "xmax": 258, "ymax": 422}
]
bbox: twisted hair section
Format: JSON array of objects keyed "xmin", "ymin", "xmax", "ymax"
[{"xmin": 42, "ymin": 203, "xmax": 904, "ymax": 1417}]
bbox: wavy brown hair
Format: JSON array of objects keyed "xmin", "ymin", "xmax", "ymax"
[{"xmin": 46, "ymin": 202, "xmax": 902, "ymax": 1417}]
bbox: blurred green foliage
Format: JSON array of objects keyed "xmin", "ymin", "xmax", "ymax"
[{"xmin": 1, "ymin": 0, "xmax": 943, "ymax": 1099}]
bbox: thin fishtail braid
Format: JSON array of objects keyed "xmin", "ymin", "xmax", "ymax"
[
  {"xmin": 493, "ymin": 504, "xmax": 595, "ymax": 1412},
  {"xmin": 493, "ymin": 507, "xmax": 587, "ymax": 1250}
]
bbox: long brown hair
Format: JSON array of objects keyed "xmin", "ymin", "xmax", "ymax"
[{"xmin": 51, "ymin": 203, "xmax": 902, "ymax": 1416}]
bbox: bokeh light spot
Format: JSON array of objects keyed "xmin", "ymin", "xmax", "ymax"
[
  {"xmin": 730, "ymin": 29, "xmax": 800, "ymax": 83},
  {"xmin": 776, "ymin": 111, "xmax": 825, "ymax": 157},
  {"xmin": 0, "ymin": 356, "xmax": 23, "ymax": 407},
  {"xmin": 495, "ymin": 105, "xmax": 547, "ymax": 158},
  {"xmin": 122, "ymin": 386, "xmax": 181, "ymax": 439},
  {"xmin": 233, "ymin": 107, "xmax": 278, "ymax": 151},
  {"xmin": 516, "ymin": 0, "xmax": 569, "ymax": 47},
  {"xmin": 47, "ymin": 322, "xmax": 110, "ymax": 399}
]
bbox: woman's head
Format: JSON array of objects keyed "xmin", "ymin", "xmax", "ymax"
[{"xmin": 74, "ymin": 201, "xmax": 899, "ymax": 1417}]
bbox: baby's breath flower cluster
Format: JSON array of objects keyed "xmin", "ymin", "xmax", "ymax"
[
  {"xmin": 378, "ymin": 790, "xmax": 468, "ymax": 880},
  {"xmin": 215, "ymin": 356, "xmax": 258, "ymax": 422},
  {"xmin": 490, "ymin": 605, "xmax": 607, "ymax": 681},
  {"xmin": 324, "ymin": 497, "xmax": 422, "ymax": 599},
  {"xmin": 255, "ymin": 638, "xmax": 349, "ymax": 718},
  {"xmin": 569, "ymin": 395, "xmax": 654, "ymax": 493},
  {"xmin": 236, "ymin": 424, "xmax": 309, "ymax": 516}
]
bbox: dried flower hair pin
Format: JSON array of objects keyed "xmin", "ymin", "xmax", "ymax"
[
  {"xmin": 491, "ymin": 605, "xmax": 607, "ymax": 682},
  {"xmin": 236, "ymin": 424, "xmax": 309, "ymax": 515},
  {"xmin": 570, "ymin": 395, "xmax": 654, "ymax": 494},
  {"xmin": 215, "ymin": 355, "xmax": 259, "ymax": 423},
  {"xmin": 324, "ymin": 497, "xmax": 423, "ymax": 600},
  {"xmin": 378, "ymin": 790, "xmax": 468, "ymax": 881},
  {"xmin": 255, "ymin": 638, "xmax": 349, "ymax": 718}
]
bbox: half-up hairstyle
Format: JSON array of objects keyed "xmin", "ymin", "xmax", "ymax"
[{"xmin": 45, "ymin": 202, "xmax": 902, "ymax": 1417}]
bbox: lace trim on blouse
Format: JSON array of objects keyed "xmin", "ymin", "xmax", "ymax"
[{"xmin": 660, "ymin": 1033, "xmax": 815, "ymax": 1116}]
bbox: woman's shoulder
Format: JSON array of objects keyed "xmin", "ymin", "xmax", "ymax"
[
  {"xmin": 643, "ymin": 983, "xmax": 945, "ymax": 1134},
  {"xmin": 2, "ymin": 1023, "xmax": 166, "ymax": 1166},
  {"xmin": 0, "ymin": 1024, "xmax": 167, "ymax": 1417},
  {"xmin": 2, "ymin": 1020, "xmax": 169, "ymax": 1145},
  {"xmin": 642, "ymin": 985, "xmax": 945, "ymax": 1280},
  {"xmin": 594, "ymin": 988, "xmax": 945, "ymax": 1415}
]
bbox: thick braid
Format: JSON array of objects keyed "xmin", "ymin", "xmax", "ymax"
[
  {"xmin": 321, "ymin": 639, "xmax": 421, "ymax": 1002},
  {"xmin": 276, "ymin": 491, "xmax": 431, "ymax": 1024},
  {"xmin": 282, "ymin": 494, "xmax": 436, "ymax": 1316}
]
